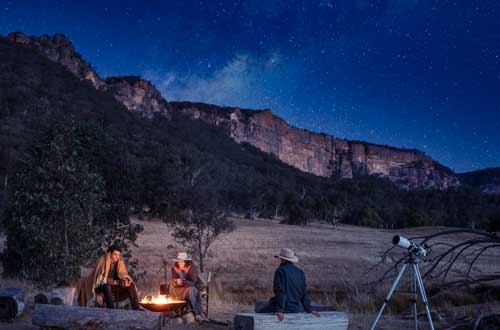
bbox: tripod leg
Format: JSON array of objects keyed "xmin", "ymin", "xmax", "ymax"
[
  {"xmin": 413, "ymin": 264, "xmax": 435, "ymax": 330},
  {"xmin": 370, "ymin": 263, "xmax": 408, "ymax": 330},
  {"xmin": 410, "ymin": 268, "xmax": 418, "ymax": 330}
]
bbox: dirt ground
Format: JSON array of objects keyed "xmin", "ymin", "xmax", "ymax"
[
  {"xmin": 1, "ymin": 217, "xmax": 499, "ymax": 329},
  {"xmin": 2, "ymin": 302, "xmax": 496, "ymax": 330}
]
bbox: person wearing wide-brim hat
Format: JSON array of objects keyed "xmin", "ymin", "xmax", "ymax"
[
  {"xmin": 256, "ymin": 248, "xmax": 320, "ymax": 321},
  {"xmin": 170, "ymin": 252, "xmax": 204, "ymax": 321}
]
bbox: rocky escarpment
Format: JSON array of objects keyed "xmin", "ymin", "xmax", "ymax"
[
  {"xmin": 104, "ymin": 76, "xmax": 170, "ymax": 118},
  {"xmin": 169, "ymin": 102, "xmax": 459, "ymax": 190},
  {"xmin": 7, "ymin": 32, "xmax": 169, "ymax": 118},
  {"xmin": 7, "ymin": 32, "xmax": 105, "ymax": 89},
  {"xmin": 7, "ymin": 32, "xmax": 461, "ymax": 189}
]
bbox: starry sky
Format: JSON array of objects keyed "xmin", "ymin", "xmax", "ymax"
[{"xmin": 1, "ymin": 0, "xmax": 499, "ymax": 172}]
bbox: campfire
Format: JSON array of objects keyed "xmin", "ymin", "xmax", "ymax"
[
  {"xmin": 139, "ymin": 293, "xmax": 188, "ymax": 313},
  {"xmin": 140, "ymin": 294, "xmax": 179, "ymax": 305}
]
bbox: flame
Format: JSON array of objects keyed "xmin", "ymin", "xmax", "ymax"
[{"xmin": 140, "ymin": 294, "xmax": 181, "ymax": 304}]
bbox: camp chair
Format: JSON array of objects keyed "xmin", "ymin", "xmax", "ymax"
[{"xmin": 79, "ymin": 266, "xmax": 129, "ymax": 308}]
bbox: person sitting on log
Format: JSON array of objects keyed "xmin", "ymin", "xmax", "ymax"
[
  {"xmin": 256, "ymin": 248, "xmax": 320, "ymax": 321},
  {"xmin": 170, "ymin": 252, "xmax": 204, "ymax": 321},
  {"xmin": 77, "ymin": 245, "xmax": 140, "ymax": 310}
]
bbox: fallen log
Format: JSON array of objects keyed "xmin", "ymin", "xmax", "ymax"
[
  {"xmin": 254, "ymin": 299, "xmax": 336, "ymax": 312},
  {"xmin": 234, "ymin": 311, "xmax": 348, "ymax": 330},
  {"xmin": 0, "ymin": 288, "xmax": 25, "ymax": 320},
  {"xmin": 32, "ymin": 304, "xmax": 161, "ymax": 330}
]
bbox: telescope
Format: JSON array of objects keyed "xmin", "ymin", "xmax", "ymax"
[
  {"xmin": 371, "ymin": 235, "xmax": 435, "ymax": 330},
  {"xmin": 392, "ymin": 235, "xmax": 428, "ymax": 257}
]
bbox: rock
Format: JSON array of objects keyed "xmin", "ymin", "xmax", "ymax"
[
  {"xmin": 50, "ymin": 297, "xmax": 64, "ymax": 305},
  {"xmin": 182, "ymin": 312, "xmax": 196, "ymax": 324},
  {"xmin": 104, "ymin": 76, "xmax": 170, "ymax": 118},
  {"xmin": 34, "ymin": 293, "xmax": 48, "ymax": 304},
  {"xmin": 7, "ymin": 32, "xmax": 105, "ymax": 89}
]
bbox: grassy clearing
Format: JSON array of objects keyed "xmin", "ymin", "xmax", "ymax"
[
  {"xmin": 131, "ymin": 217, "xmax": 500, "ymax": 317},
  {"xmin": 1, "ymin": 217, "xmax": 499, "ymax": 329}
]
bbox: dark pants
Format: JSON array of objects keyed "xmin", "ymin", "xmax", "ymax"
[
  {"xmin": 255, "ymin": 298, "xmax": 279, "ymax": 313},
  {"xmin": 171, "ymin": 286, "xmax": 203, "ymax": 315},
  {"xmin": 255, "ymin": 298, "xmax": 304, "ymax": 313},
  {"xmin": 96, "ymin": 283, "xmax": 140, "ymax": 310}
]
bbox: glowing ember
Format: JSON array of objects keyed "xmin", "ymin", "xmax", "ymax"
[{"xmin": 140, "ymin": 294, "xmax": 181, "ymax": 304}]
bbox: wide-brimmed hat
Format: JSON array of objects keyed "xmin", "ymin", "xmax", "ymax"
[
  {"xmin": 274, "ymin": 248, "xmax": 299, "ymax": 263},
  {"xmin": 173, "ymin": 252, "xmax": 192, "ymax": 262}
]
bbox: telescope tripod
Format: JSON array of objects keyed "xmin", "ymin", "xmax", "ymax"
[{"xmin": 370, "ymin": 253, "xmax": 435, "ymax": 330}]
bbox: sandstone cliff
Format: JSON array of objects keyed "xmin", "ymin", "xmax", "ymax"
[
  {"xmin": 7, "ymin": 32, "xmax": 460, "ymax": 189},
  {"xmin": 104, "ymin": 76, "xmax": 170, "ymax": 118},
  {"xmin": 6, "ymin": 33, "xmax": 169, "ymax": 118},
  {"xmin": 7, "ymin": 32, "xmax": 105, "ymax": 89},
  {"xmin": 168, "ymin": 102, "xmax": 459, "ymax": 189}
]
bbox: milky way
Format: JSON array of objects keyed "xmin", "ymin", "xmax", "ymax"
[{"xmin": 2, "ymin": 0, "xmax": 499, "ymax": 172}]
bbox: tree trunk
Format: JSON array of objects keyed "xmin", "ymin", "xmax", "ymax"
[
  {"xmin": 199, "ymin": 254, "xmax": 204, "ymax": 273},
  {"xmin": 32, "ymin": 304, "xmax": 161, "ymax": 330},
  {"xmin": 63, "ymin": 217, "xmax": 70, "ymax": 280}
]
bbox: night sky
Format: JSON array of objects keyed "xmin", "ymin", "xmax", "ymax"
[{"xmin": 2, "ymin": 0, "xmax": 499, "ymax": 173}]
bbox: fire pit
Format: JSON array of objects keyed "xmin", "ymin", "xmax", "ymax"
[
  {"xmin": 140, "ymin": 294, "xmax": 189, "ymax": 327},
  {"xmin": 139, "ymin": 294, "xmax": 187, "ymax": 314}
]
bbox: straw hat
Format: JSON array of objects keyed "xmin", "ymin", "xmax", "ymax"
[
  {"xmin": 274, "ymin": 248, "xmax": 299, "ymax": 263},
  {"xmin": 173, "ymin": 252, "xmax": 192, "ymax": 262}
]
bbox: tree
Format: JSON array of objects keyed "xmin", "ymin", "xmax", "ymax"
[
  {"xmin": 326, "ymin": 204, "xmax": 346, "ymax": 228},
  {"xmin": 161, "ymin": 150, "xmax": 235, "ymax": 273},
  {"xmin": 169, "ymin": 204, "xmax": 235, "ymax": 273},
  {"xmin": 320, "ymin": 192, "xmax": 348, "ymax": 228},
  {"xmin": 1, "ymin": 122, "xmax": 141, "ymax": 287},
  {"xmin": 282, "ymin": 191, "xmax": 309, "ymax": 225}
]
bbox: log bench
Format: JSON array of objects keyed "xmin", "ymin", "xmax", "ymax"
[
  {"xmin": 0, "ymin": 288, "xmax": 25, "ymax": 319},
  {"xmin": 254, "ymin": 299, "xmax": 336, "ymax": 312},
  {"xmin": 32, "ymin": 304, "xmax": 161, "ymax": 330},
  {"xmin": 234, "ymin": 311, "xmax": 349, "ymax": 330}
]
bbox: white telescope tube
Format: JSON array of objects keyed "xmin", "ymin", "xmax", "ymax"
[{"xmin": 392, "ymin": 235, "xmax": 428, "ymax": 256}]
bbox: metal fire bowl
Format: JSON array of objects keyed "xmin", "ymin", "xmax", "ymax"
[{"xmin": 139, "ymin": 301, "xmax": 188, "ymax": 313}]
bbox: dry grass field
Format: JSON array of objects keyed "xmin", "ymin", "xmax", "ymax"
[
  {"xmin": 132, "ymin": 217, "xmax": 499, "ymax": 296},
  {"xmin": 131, "ymin": 216, "xmax": 500, "ymax": 328},
  {"xmin": 1, "ymin": 217, "xmax": 499, "ymax": 329}
]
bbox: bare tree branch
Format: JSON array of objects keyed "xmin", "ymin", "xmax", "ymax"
[{"xmin": 374, "ymin": 229, "xmax": 500, "ymax": 288}]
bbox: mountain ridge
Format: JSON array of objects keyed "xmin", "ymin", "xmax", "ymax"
[
  {"xmin": 2, "ymin": 31, "xmax": 499, "ymax": 231},
  {"xmin": 6, "ymin": 31, "xmax": 462, "ymax": 189},
  {"xmin": 458, "ymin": 167, "xmax": 500, "ymax": 194}
]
